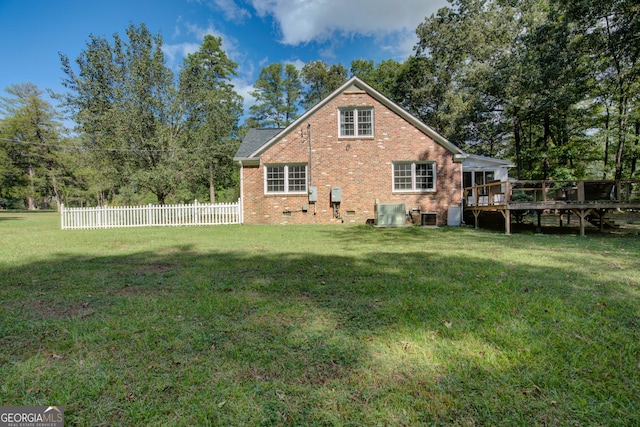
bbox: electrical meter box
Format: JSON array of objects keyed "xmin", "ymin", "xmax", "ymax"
[
  {"xmin": 308, "ymin": 186, "xmax": 317, "ymax": 203},
  {"xmin": 331, "ymin": 186, "xmax": 342, "ymax": 203}
]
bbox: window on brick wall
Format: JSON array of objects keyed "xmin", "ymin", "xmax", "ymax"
[
  {"xmin": 339, "ymin": 107, "xmax": 373, "ymax": 137},
  {"xmin": 393, "ymin": 161, "xmax": 436, "ymax": 192},
  {"xmin": 265, "ymin": 164, "xmax": 307, "ymax": 194}
]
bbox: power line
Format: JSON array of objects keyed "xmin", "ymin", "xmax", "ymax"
[{"xmin": 0, "ymin": 137, "xmax": 233, "ymax": 154}]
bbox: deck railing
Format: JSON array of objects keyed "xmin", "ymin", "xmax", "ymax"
[{"xmin": 465, "ymin": 179, "xmax": 640, "ymax": 207}]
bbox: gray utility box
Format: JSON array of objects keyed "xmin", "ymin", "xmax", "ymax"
[
  {"xmin": 375, "ymin": 203, "xmax": 407, "ymax": 227},
  {"xmin": 331, "ymin": 186, "xmax": 342, "ymax": 203},
  {"xmin": 308, "ymin": 186, "xmax": 318, "ymax": 203}
]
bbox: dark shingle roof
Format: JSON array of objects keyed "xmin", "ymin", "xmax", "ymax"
[{"xmin": 234, "ymin": 128, "xmax": 283, "ymax": 159}]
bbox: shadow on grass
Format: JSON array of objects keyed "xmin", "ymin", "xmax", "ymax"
[
  {"xmin": 0, "ymin": 216, "xmax": 24, "ymax": 222},
  {"xmin": 0, "ymin": 232, "xmax": 638, "ymax": 425}
]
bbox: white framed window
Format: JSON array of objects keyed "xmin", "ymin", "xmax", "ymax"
[
  {"xmin": 339, "ymin": 107, "xmax": 373, "ymax": 137},
  {"xmin": 393, "ymin": 161, "xmax": 436, "ymax": 192},
  {"xmin": 265, "ymin": 164, "xmax": 307, "ymax": 194}
]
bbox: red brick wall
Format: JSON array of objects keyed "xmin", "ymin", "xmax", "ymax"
[{"xmin": 241, "ymin": 90, "xmax": 462, "ymax": 225}]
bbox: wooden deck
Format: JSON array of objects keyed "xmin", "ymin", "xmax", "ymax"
[{"xmin": 464, "ymin": 179, "xmax": 640, "ymax": 236}]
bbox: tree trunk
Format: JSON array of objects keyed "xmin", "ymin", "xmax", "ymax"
[
  {"xmin": 603, "ymin": 103, "xmax": 610, "ymax": 179},
  {"xmin": 630, "ymin": 119, "xmax": 639, "ymax": 177},
  {"xmin": 209, "ymin": 163, "xmax": 216, "ymax": 203},
  {"xmin": 543, "ymin": 113, "xmax": 551, "ymax": 180},
  {"xmin": 27, "ymin": 165, "xmax": 36, "ymax": 210},
  {"xmin": 613, "ymin": 97, "xmax": 627, "ymax": 181},
  {"xmin": 49, "ymin": 166, "xmax": 61, "ymax": 211},
  {"xmin": 513, "ymin": 112, "xmax": 524, "ymax": 180}
]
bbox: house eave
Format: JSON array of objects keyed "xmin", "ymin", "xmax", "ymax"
[
  {"xmin": 463, "ymin": 154, "xmax": 515, "ymax": 168},
  {"xmin": 234, "ymin": 157, "xmax": 260, "ymax": 166}
]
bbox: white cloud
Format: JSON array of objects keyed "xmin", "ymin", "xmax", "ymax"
[
  {"xmin": 190, "ymin": 0, "xmax": 251, "ymax": 23},
  {"xmin": 250, "ymin": 0, "xmax": 448, "ymax": 46},
  {"xmin": 285, "ymin": 58, "xmax": 305, "ymax": 71},
  {"xmin": 163, "ymin": 21, "xmax": 244, "ymax": 75},
  {"xmin": 212, "ymin": 0, "xmax": 251, "ymax": 22},
  {"xmin": 162, "ymin": 42, "xmax": 201, "ymax": 68},
  {"xmin": 231, "ymin": 76, "xmax": 256, "ymax": 114}
]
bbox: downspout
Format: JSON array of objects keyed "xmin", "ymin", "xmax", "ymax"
[
  {"xmin": 238, "ymin": 160, "xmax": 244, "ymax": 224},
  {"xmin": 308, "ymin": 123, "xmax": 312, "ymax": 187},
  {"xmin": 460, "ymin": 160, "xmax": 464, "ymax": 225},
  {"xmin": 307, "ymin": 123, "xmax": 316, "ymax": 215}
]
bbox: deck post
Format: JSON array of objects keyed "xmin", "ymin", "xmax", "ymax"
[
  {"xmin": 572, "ymin": 208, "xmax": 587, "ymax": 237},
  {"xmin": 472, "ymin": 210, "xmax": 480, "ymax": 228},
  {"xmin": 500, "ymin": 209, "xmax": 511, "ymax": 235}
]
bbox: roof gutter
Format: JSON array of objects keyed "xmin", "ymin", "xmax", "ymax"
[{"xmin": 233, "ymin": 157, "xmax": 260, "ymax": 166}]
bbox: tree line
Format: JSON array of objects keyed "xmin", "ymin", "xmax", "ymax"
[{"xmin": 1, "ymin": 0, "xmax": 638, "ymax": 209}]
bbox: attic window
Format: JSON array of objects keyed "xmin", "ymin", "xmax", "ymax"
[{"xmin": 339, "ymin": 107, "xmax": 373, "ymax": 137}]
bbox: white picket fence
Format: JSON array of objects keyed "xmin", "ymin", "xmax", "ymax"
[{"xmin": 60, "ymin": 200, "xmax": 242, "ymax": 230}]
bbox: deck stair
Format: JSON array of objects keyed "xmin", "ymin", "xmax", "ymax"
[{"xmin": 585, "ymin": 212, "xmax": 621, "ymax": 229}]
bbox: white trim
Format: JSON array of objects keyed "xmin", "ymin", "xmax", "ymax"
[
  {"xmin": 338, "ymin": 106, "xmax": 374, "ymax": 138},
  {"xmin": 392, "ymin": 161, "xmax": 437, "ymax": 193},
  {"xmin": 263, "ymin": 163, "xmax": 308, "ymax": 195}
]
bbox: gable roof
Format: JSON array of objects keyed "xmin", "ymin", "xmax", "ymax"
[
  {"xmin": 235, "ymin": 128, "xmax": 283, "ymax": 160},
  {"xmin": 234, "ymin": 76, "xmax": 465, "ymax": 164}
]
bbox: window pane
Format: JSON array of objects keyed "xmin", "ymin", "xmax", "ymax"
[
  {"xmin": 463, "ymin": 172, "xmax": 472, "ymax": 188},
  {"xmin": 340, "ymin": 110, "xmax": 354, "ymax": 136},
  {"xmin": 266, "ymin": 166, "xmax": 285, "ymax": 193},
  {"xmin": 358, "ymin": 109, "xmax": 372, "ymax": 136},
  {"xmin": 476, "ymin": 171, "xmax": 487, "ymax": 195},
  {"xmin": 394, "ymin": 163, "xmax": 412, "ymax": 190},
  {"xmin": 288, "ymin": 165, "xmax": 306, "ymax": 192},
  {"xmin": 415, "ymin": 163, "xmax": 434, "ymax": 189}
]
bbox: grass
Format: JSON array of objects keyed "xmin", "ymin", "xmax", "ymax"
[{"xmin": 1, "ymin": 211, "xmax": 639, "ymax": 426}]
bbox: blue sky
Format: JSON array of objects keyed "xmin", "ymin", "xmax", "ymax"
[{"xmin": 0, "ymin": 0, "xmax": 448, "ymax": 120}]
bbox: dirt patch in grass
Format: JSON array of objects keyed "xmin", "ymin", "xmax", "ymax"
[
  {"xmin": 18, "ymin": 297, "xmax": 95, "ymax": 321},
  {"xmin": 131, "ymin": 262, "xmax": 176, "ymax": 275}
]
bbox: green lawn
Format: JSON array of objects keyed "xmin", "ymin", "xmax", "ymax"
[{"xmin": 1, "ymin": 211, "xmax": 638, "ymax": 426}]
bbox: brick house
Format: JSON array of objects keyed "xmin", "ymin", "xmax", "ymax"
[{"xmin": 234, "ymin": 76, "xmax": 509, "ymax": 225}]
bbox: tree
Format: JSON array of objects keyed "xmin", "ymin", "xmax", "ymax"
[
  {"xmin": 179, "ymin": 35, "xmax": 243, "ymax": 203},
  {"xmin": 0, "ymin": 83, "xmax": 65, "ymax": 209},
  {"xmin": 300, "ymin": 61, "xmax": 348, "ymax": 109},
  {"xmin": 406, "ymin": 0, "xmax": 602, "ymax": 179},
  {"xmin": 59, "ymin": 23, "xmax": 182, "ymax": 205},
  {"xmin": 248, "ymin": 63, "xmax": 302, "ymax": 127},
  {"xmin": 350, "ymin": 59, "xmax": 402, "ymax": 99},
  {"xmin": 557, "ymin": 0, "xmax": 640, "ymax": 179}
]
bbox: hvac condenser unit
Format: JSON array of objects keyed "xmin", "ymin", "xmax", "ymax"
[{"xmin": 374, "ymin": 203, "xmax": 407, "ymax": 227}]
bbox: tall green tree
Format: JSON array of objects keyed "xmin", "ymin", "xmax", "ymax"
[
  {"xmin": 60, "ymin": 23, "xmax": 182, "ymax": 205},
  {"xmin": 407, "ymin": 0, "xmax": 599, "ymax": 179},
  {"xmin": 0, "ymin": 83, "xmax": 65, "ymax": 209},
  {"xmin": 179, "ymin": 35, "xmax": 243, "ymax": 203},
  {"xmin": 350, "ymin": 59, "xmax": 402, "ymax": 99},
  {"xmin": 557, "ymin": 0, "xmax": 640, "ymax": 179},
  {"xmin": 300, "ymin": 61, "xmax": 348, "ymax": 109},
  {"xmin": 248, "ymin": 63, "xmax": 302, "ymax": 128}
]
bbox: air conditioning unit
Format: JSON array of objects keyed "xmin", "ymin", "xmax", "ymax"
[{"xmin": 374, "ymin": 203, "xmax": 407, "ymax": 227}]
